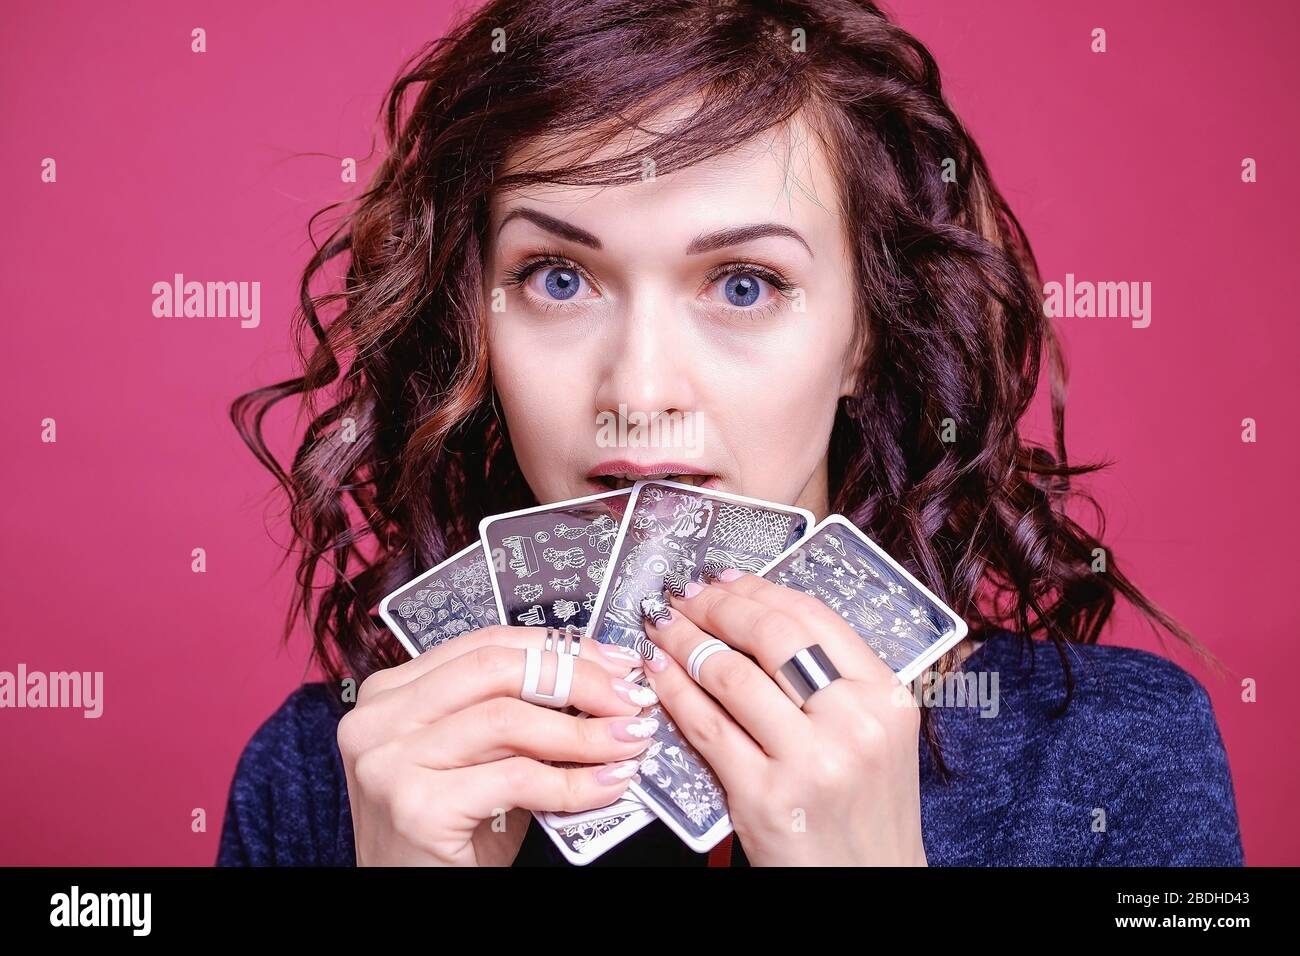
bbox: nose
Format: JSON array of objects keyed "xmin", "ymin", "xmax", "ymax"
[{"xmin": 593, "ymin": 289, "xmax": 697, "ymax": 426}]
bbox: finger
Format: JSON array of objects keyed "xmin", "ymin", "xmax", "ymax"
[
  {"xmin": 636, "ymin": 635, "xmax": 765, "ymax": 785},
  {"xmin": 668, "ymin": 573, "xmax": 883, "ymax": 685},
  {"xmin": 709, "ymin": 571, "xmax": 908, "ymax": 685},
  {"xmin": 450, "ymin": 755, "xmax": 644, "ymax": 819},
  {"xmin": 363, "ymin": 624, "xmax": 642, "ymax": 700},
  {"xmin": 640, "ymin": 604, "xmax": 807, "ymax": 758},
  {"xmin": 394, "ymin": 698, "xmax": 660, "ymax": 769},
  {"xmin": 346, "ymin": 646, "xmax": 657, "ymax": 749},
  {"xmin": 711, "ymin": 569, "xmax": 848, "ymax": 630},
  {"xmin": 430, "ymin": 626, "xmax": 644, "ymax": 677},
  {"xmin": 679, "ymin": 573, "xmax": 914, "ymax": 727}
]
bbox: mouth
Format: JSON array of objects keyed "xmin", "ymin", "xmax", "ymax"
[{"xmin": 587, "ymin": 462, "xmax": 719, "ymax": 492}]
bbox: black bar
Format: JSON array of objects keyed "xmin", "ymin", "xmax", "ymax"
[{"xmin": 0, "ymin": 866, "xmax": 1280, "ymax": 940}]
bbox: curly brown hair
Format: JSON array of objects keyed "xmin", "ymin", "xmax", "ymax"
[{"xmin": 231, "ymin": 0, "xmax": 1207, "ymax": 773}]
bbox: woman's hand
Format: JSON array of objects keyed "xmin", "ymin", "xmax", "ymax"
[
  {"xmin": 640, "ymin": 569, "xmax": 927, "ymax": 866},
  {"xmin": 337, "ymin": 625, "xmax": 657, "ymax": 866}
]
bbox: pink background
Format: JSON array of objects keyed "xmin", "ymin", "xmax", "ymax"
[{"xmin": 2, "ymin": 1, "xmax": 1296, "ymax": 865}]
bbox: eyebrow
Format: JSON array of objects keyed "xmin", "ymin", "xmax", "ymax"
[{"xmin": 497, "ymin": 206, "xmax": 814, "ymax": 258}]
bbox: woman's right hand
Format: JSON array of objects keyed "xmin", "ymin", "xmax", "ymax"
[{"xmin": 337, "ymin": 625, "xmax": 658, "ymax": 866}]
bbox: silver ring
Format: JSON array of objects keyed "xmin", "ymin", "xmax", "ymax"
[
  {"xmin": 778, "ymin": 644, "xmax": 842, "ymax": 708},
  {"xmin": 687, "ymin": 638, "xmax": 731, "ymax": 683},
  {"xmin": 521, "ymin": 646, "xmax": 576, "ymax": 708},
  {"xmin": 545, "ymin": 624, "xmax": 581, "ymax": 657}
]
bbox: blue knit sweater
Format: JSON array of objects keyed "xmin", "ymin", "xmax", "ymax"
[{"xmin": 216, "ymin": 631, "xmax": 1245, "ymax": 866}]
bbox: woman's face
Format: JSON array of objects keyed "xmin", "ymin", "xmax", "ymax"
[{"xmin": 482, "ymin": 108, "xmax": 862, "ymax": 519}]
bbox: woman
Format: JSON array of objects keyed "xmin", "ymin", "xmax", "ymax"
[{"xmin": 218, "ymin": 0, "xmax": 1243, "ymax": 866}]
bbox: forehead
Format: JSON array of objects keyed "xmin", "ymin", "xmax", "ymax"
[{"xmin": 487, "ymin": 104, "xmax": 844, "ymax": 254}]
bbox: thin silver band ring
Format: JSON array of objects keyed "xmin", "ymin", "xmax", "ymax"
[
  {"xmin": 543, "ymin": 624, "xmax": 582, "ymax": 657},
  {"xmin": 687, "ymin": 638, "xmax": 731, "ymax": 683}
]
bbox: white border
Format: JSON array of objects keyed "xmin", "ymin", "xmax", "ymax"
[
  {"xmin": 614, "ymin": 479, "xmax": 816, "ymax": 853},
  {"xmin": 540, "ymin": 781, "xmax": 650, "ymax": 832},
  {"xmin": 376, "ymin": 541, "xmax": 489, "ymax": 659},
  {"xmin": 542, "ymin": 805, "xmax": 657, "ymax": 866},
  {"xmin": 376, "ymin": 537, "xmax": 650, "ymax": 866},
  {"xmin": 478, "ymin": 487, "xmax": 653, "ymax": 840},
  {"xmin": 586, "ymin": 478, "xmax": 816, "ymax": 654},
  {"xmin": 477, "ymin": 487, "xmax": 633, "ymax": 628},
  {"xmin": 795, "ymin": 514, "xmax": 969, "ymax": 685}
]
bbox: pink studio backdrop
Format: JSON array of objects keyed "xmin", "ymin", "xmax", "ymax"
[{"xmin": 2, "ymin": 1, "xmax": 1296, "ymax": 865}]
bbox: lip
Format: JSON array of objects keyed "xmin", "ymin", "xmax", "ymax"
[{"xmin": 586, "ymin": 459, "xmax": 720, "ymax": 493}]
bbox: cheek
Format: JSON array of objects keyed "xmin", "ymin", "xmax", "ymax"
[
  {"xmin": 490, "ymin": 335, "xmax": 546, "ymax": 421},
  {"xmin": 487, "ymin": 323, "xmax": 588, "ymax": 479},
  {"xmin": 721, "ymin": 363, "xmax": 840, "ymax": 456},
  {"xmin": 703, "ymin": 315, "xmax": 850, "ymax": 488}
]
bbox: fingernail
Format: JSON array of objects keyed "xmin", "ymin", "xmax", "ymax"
[
  {"xmin": 663, "ymin": 568, "xmax": 692, "ymax": 598},
  {"xmin": 612, "ymin": 678, "xmax": 659, "ymax": 707},
  {"xmin": 640, "ymin": 596, "xmax": 672, "ymax": 625},
  {"xmin": 643, "ymin": 605, "xmax": 675, "ymax": 628},
  {"xmin": 700, "ymin": 557, "xmax": 734, "ymax": 581},
  {"xmin": 681, "ymin": 581, "xmax": 704, "ymax": 599},
  {"xmin": 644, "ymin": 642, "xmax": 669, "ymax": 673},
  {"xmin": 596, "ymin": 758, "xmax": 642, "ymax": 784},
  {"xmin": 610, "ymin": 716, "xmax": 660, "ymax": 741},
  {"xmin": 716, "ymin": 567, "xmax": 745, "ymax": 582}
]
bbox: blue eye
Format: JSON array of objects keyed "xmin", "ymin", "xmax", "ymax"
[
  {"xmin": 504, "ymin": 251, "xmax": 795, "ymax": 320},
  {"xmin": 503, "ymin": 252, "xmax": 591, "ymax": 307},
  {"xmin": 543, "ymin": 266, "xmax": 581, "ymax": 301},
  {"xmin": 724, "ymin": 273, "xmax": 762, "ymax": 307}
]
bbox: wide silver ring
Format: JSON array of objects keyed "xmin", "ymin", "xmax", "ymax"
[
  {"xmin": 521, "ymin": 646, "xmax": 575, "ymax": 708},
  {"xmin": 544, "ymin": 624, "xmax": 582, "ymax": 657},
  {"xmin": 687, "ymin": 638, "xmax": 731, "ymax": 683},
  {"xmin": 778, "ymin": 644, "xmax": 842, "ymax": 708}
]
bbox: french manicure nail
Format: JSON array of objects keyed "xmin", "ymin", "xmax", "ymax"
[
  {"xmin": 645, "ymin": 643, "xmax": 669, "ymax": 673},
  {"xmin": 596, "ymin": 758, "xmax": 642, "ymax": 784},
  {"xmin": 700, "ymin": 557, "xmax": 734, "ymax": 581},
  {"xmin": 640, "ymin": 596, "xmax": 672, "ymax": 626},
  {"xmin": 612, "ymin": 678, "xmax": 659, "ymax": 707},
  {"xmin": 643, "ymin": 605, "xmax": 674, "ymax": 628},
  {"xmin": 663, "ymin": 568, "xmax": 692, "ymax": 598},
  {"xmin": 610, "ymin": 716, "xmax": 660, "ymax": 741}
]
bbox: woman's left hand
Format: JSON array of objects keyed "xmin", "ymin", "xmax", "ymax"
[{"xmin": 640, "ymin": 567, "xmax": 928, "ymax": 866}]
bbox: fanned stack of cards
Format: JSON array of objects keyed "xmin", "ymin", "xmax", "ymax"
[{"xmin": 379, "ymin": 480, "xmax": 968, "ymax": 864}]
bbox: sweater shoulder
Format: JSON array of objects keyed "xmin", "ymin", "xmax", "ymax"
[
  {"xmin": 974, "ymin": 633, "xmax": 1218, "ymax": 724},
  {"xmin": 949, "ymin": 634, "xmax": 1243, "ymax": 865},
  {"xmin": 216, "ymin": 683, "xmax": 354, "ymax": 866},
  {"xmin": 241, "ymin": 682, "xmax": 347, "ymax": 760}
]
